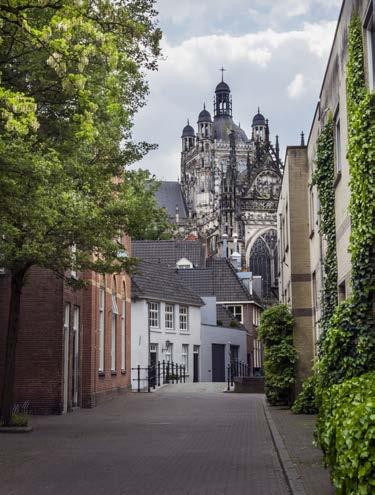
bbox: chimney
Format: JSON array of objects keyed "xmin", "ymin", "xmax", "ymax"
[
  {"xmin": 222, "ymin": 233, "xmax": 228, "ymax": 258},
  {"xmin": 175, "ymin": 205, "xmax": 180, "ymax": 224},
  {"xmin": 230, "ymin": 233, "xmax": 241, "ymax": 270}
]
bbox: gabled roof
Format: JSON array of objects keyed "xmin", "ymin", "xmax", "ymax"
[
  {"xmin": 177, "ymin": 257, "xmax": 263, "ymax": 306},
  {"xmin": 131, "ymin": 260, "xmax": 203, "ymax": 307},
  {"xmin": 154, "ymin": 181, "xmax": 189, "ymax": 220},
  {"xmin": 132, "ymin": 240, "xmax": 206, "ymax": 269}
]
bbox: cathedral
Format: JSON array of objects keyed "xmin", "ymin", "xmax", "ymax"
[{"xmin": 156, "ymin": 74, "xmax": 283, "ymax": 297}]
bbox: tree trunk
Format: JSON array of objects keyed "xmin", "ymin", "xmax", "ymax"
[{"xmin": 0, "ymin": 267, "xmax": 28, "ymax": 425}]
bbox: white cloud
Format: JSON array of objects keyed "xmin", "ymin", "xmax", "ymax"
[
  {"xmin": 287, "ymin": 74, "xmax": 305, "ymax": 99},
  {"xmin": 133, "ymin": 20, "xmax": 337, "ymax": 179}
]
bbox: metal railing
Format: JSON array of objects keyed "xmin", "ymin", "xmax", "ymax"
[
  {"xmin": 132, "ymin": 360, "xmax": 187, "ymax": 393},
  {"xmin": 227, "ymin": 360, "xmax": 263, "ymax": 391}
]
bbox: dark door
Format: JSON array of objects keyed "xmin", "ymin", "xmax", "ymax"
[
  {"xmin": 212, "ymin": 344, "xmax": 225, "ymax": 382},
  {"xmin": 193, "ymin": 353, "xmax": 199, "ymax": 382},
  {"xmin": 150, "ymin": 350, "xmax": 157, "ymax": 387}
]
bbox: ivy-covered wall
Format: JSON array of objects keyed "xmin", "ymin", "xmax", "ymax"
[{"xmin": 312, "ymin": 117, "xmax": 338, "ymax": 339}]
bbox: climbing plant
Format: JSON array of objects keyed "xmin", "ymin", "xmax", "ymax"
[
  {"xmin": 259, "ymin": 304, "xmax": 297, "ymax": 406},
  {"xmin": 312, "ymin": 117, "xmax": 338, "ymax": 338}
]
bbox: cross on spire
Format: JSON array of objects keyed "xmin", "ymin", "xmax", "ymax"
[{"xmin": 219, "ymin": 66, "xmax": 226, "ymax": 81}]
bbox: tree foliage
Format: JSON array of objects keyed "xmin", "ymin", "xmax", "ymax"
[
  {"xmin": 0, "ymin": 0, "xmax": 169, "ymax": 425},
  {"xmin": 259, "ymin": 304, "xmax": 297, "ymax": 406}
]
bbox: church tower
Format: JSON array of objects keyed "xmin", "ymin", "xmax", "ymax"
[{"xmin": 178, "ymin": 74, "xmax": 283, "ymax": 297}]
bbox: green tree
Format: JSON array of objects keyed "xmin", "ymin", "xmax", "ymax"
[{"xmin": 0, "ymin": 0, "xmax": 167, "ymax": 425}]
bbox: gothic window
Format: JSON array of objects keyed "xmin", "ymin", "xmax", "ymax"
[{"xmin": 249, "ymin": 229, "xmax": 278, "ymax": 297}]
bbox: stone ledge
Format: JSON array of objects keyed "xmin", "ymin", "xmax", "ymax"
[
  {"xmin": 0, "ymin": 425, "xmax": 33, "ymax": 433},
  {"xmin": 233, "ymin": 376, "xmax": 265, "ymax": 393}
]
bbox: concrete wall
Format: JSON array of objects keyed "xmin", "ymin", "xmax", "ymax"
[
  {"xmin": 131, "ymin": 299, "xmax": 201, "ymax": 388},
  {"xmin": 278, "ymin": 147, "xmax": 314, "ymax": 392},
  {"xmin": 200, "ymin": 324, "xmax": 247, "ymax": 382}
]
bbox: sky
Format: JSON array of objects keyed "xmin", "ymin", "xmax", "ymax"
[{"xmin": 132, "ymin": 0, "xmax": 342, "ymax": 180}]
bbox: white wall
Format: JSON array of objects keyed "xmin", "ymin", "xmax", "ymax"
[
  {"xmin": 131, "ymin": 299, "xmax": 201, "ymax": 389},
  {"xmin": 200, "ymin": 324, "xmax": 247, "ymax": 382}
]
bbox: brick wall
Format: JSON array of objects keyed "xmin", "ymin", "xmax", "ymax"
[{"xmin": 0, "ymin": 236, "xmax": 132, "ymax": 415}]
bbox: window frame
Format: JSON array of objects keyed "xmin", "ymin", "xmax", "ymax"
[
  {"xmin": 98, "ymin": 288, "xmax": 105, "ymax": 373},
  {"xmin": 149, "ymin": 302, "xmax": 160, "ymax": 329},
  {"xmin": 165, "ymin": 304, "xmax": 175, "ymax": 331},
  {"xmin": 365, "ymin": 3, "xmax": 375, "ymax": 91},
  {"xmin": 179, "ymin": 305, "xmax": 189, "ymax": 332},
  {"xmin": 227, "ymin": 304, "xmax": 243, "ymax": 323},
  {"xmin": 121, "ymin": 300, "xmax": 126, "ymax": 371},
  {"xmin": 334, "ymin": 107, "xmax": 342, "ymax": 175},
  {"xmin": 181, "ymin": 344, "xmax": 189, "ymax": 372}
]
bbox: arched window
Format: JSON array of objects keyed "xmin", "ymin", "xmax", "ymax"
[{"xmin": 249, "ymin": 229, "xmax": 278, "ymax": 297}]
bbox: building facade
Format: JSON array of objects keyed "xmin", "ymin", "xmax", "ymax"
[
  {"xmin": 176, "ymin": 77, "xmax": 283, "ymax": 297},
  {"xmin": 131, "ymin": 260, "xmax": 203, "ymax": 388},
  {"xmin": 0, "ymin": 236, "xmax": 132, "ymax": 414},
  {"xmin": 278, "ymin": 0, "xmax": 374, "ymax": 386}
]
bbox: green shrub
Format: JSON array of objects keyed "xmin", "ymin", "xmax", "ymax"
[
  {"xmin": 259, "ymin": 304, "xmax": 297, "ymax": 405},
  {"xmin": 292, "ymin": 373, "xmax": 319, "ymax": 414},
  {"xmin": 316, "ymin": 373, "xmax": 375, "ymax": 495},
  {"xmin": 0, "ymin": 413, "xmax": 29, "ymax": 427}
]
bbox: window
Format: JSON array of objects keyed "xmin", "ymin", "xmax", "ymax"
[
  {"xmin": 72, "ymin": 306, "xmax": 80, "ymax": 406},
  {"xmin": 64, "ymin": 303, "xmax": 70, "ymax": 331},
  {"xmin": 365, "ymin": 4, "xmax": 375, "ymax": 90},
  {"xmin": 121, "ymin": 300, "xmax": 126, "ymax": 370},
  {"xmin": 179, "ymin": 306, "xmax": 189, "ymax": 332},
  {"xmin": 111, "ymin": 291, "xmax": 118, "ymax": 371},
  {"xmin": 338, "ymin": 281, "xmax": 346, "ymax": 303},
  {"xmin": 70, "ymin": 244, "xmax": 77, "ymax": 279},
  {"xmin": 149, "ymin": 302, "xmax": 160, "ymax": 328},
  {"xmin": 309, "ymin": 187, "xmax": 315, "ymax": 235},
  {"xmin": 285, "ymin": 204, "xmax": 289, "ymax": 251},
  {"xmin": 98, "ymin": 288, "xmax": 105, "ymax": 372},
  {"xmin": 165, "ymin": 342, "xmax": 173, "ymax": 362},
  {"xmin": 335, "ymin": 111, "xmax": 342, "ymax": 173},
  {"xmin": 165, "ymin": 304, "xmax": 174, "ymax": 330},
  {"xmin": 227, "ymin": 305, "xmax": 243, "ymax": 323},
  {"xmin": 182, "ymin": 344, "xmax": 189, "ymax": 372},
  {"xmin": 312, "ymin": 271, "xmax": 318, "ymax": 327},
  {"xmin": 176, "ymin": 257, "xmax": 193, "ymax": 269}
]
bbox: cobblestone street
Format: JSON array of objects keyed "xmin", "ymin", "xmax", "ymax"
[{"xmin": 0, "ymin": 384, "xmax": 289, "ymax": 495}]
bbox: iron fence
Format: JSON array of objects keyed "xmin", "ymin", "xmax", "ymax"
[
  {"xmin": 132, "ymin": 360, "xmax": 186, "ymax": 393},
  {"xmin": 227, "ymin": 360, "xmax": 263, "ymax": 391}
]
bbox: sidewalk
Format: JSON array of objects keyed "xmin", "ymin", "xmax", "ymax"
[{"xmin": 267, "ymin": 406, "xmax": 335, "ymax": 495}]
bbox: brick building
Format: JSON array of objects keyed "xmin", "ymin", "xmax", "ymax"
[{"xmin": 0, "ymin": 236, "xmax": 131, "ymax": 414}]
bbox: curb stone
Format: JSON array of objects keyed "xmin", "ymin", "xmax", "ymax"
[
  {"xmin": 0, "ymin": 425, "xmax": 33, "ymax": 433},
  {"xmin": 263, "ymin": 398, "xmax": 307, "ymax": 495}
]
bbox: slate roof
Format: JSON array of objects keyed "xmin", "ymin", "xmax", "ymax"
[
  {"xmin": 131, "ymin": 260, "xmax": 203, "ymax": 307},
  {"xmin": 132, "ymin": 240, "xmax": 206, "ymax": 269},
  {"xmin": 154, "ymin": 181, "xmax": 189, "ymax": 220},
  {"xmin": 213, "ymin": 116, "xmax": 248, "ymax": 143},
  {"xmin": 177, "ymin": 258, "xmax": 263, "ymax": 306}
]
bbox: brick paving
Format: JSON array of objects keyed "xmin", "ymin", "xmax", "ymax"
[
  {"xmin": 268, "ymin": 406, "xmax": 335, "ymax": 495},
  {"xmin": 0, "ymin": 383, "xmax": 289, "ymax": 495}
]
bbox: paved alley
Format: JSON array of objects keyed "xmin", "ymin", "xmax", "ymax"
[{"xmin": 0, "ymin": 384, "xmax": 290, "ymax": 495}]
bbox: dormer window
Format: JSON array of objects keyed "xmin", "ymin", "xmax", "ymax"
[{"xmin": 176, "ymin": 257, "xmax": 193, "ymax": 269}]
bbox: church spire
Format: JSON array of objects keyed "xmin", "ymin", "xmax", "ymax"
[{"xmin": 214, "ymin": 70, "xmax": 232, "ymax": 118}]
